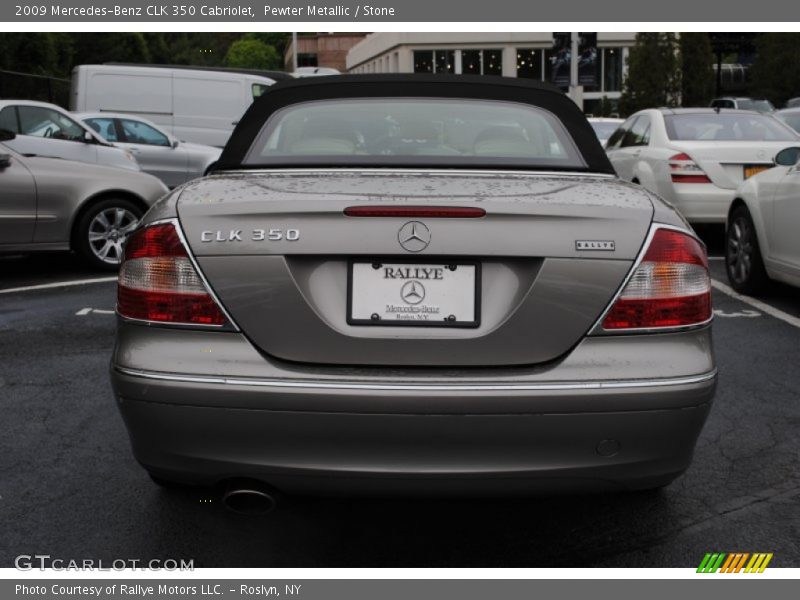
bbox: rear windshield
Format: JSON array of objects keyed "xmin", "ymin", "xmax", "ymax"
[
  {"xmin": 664, "ymin": 113, "xmax": 797, "ymax": 142},
  {"xmin": 243, "ymin": 98, "xmax": 586, "ymax": 169},
  {"xmin": 589, "ymin": 121, "xmax": 621, "ymax": 140},
  {"xmin": 736, "ymin": 99, "xmax": 774, "ymax": 112},
  {"xmin": 777, "ymin": 112, "xmax": 800, "ymax": 134}
]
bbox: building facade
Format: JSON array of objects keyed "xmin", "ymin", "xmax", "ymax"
[
  {"xmin": 285, "ymin": 33, "xmax": 368, "ymax": 72},
  {"xmin": 346, "ymin": 33, "xmax": 636, "ymax": 114}
]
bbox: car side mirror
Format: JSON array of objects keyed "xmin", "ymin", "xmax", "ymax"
[
  {"xmin": 83, "ymin": 131, "xmax": 96, "ymax": 144},
  {"xmin": 0, "ymin": 128, "xmax": 16, "ymax": 142},
  {"xmin": 172, "ymin": 139, "xmax": 180, "ymax": 149},
  {"xmin": 774, "ymin": 146, "xmax": 800, "ymax": 167},
  {"xmin": 0, "ymin": 153, "xmax": 11, "ymax": 168}
]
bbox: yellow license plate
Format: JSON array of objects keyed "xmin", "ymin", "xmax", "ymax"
[{"xmin": 744, "ymin": 165, "xmax": 770, "ymax": 179}]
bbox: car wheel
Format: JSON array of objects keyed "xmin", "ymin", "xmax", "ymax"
[
  {"xmin": 726, "ymin": 205, "xmax": 769, "ymax": 294},
  {"xmin": 76, "ymin": 198, "xmax": 143, "ymax": 271}
]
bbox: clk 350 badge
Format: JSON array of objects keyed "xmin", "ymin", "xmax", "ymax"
[
  {"xmin": 576, "ymin": 240, "xmax": 615, "ymax": 251},
  {"xmin": 200, "ymin": 229, "xmax": 300, "ymax": 242}
]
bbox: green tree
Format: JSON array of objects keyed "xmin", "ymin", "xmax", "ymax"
[
  {"xmin": 51, "ymin": 33, "xmax": 76, "ymax": 76},
  {"xmin": 68, "ymin": 32, "xmax": 150, "ymax": 66},
  {"xmin": 244, "ymin": 32, "xmax": 291, "ymax": 55},
  {"xmin": 165, "ymin": 33, "xmax": 240, "ymax": 66},
  {"xmin": 225, "ymin": 38, "xmax": 281, "ymax": 70},
  {"xmin": 142, "ymin": 33, "xmax": 171, "ymax": 64},
  {"xmin": 0, "ymin": 33, "xmax": 71, "ymax": 104},
  {"xmin": 749, "ymin": 33, "xmax": 800, "ymax": 107},
  {"xmin": 0, "ymin": 33, "xmax": 59, "ymax": 74},
  {"xmin": 679, "ymin": 33, "xmax": 714, "ymax": 107},
  {"xmin": 595, "ymin": 96, "xmax": 616, "ymax": 117},
  {"xmin": 619, "ymin": 33, "xmax": 681, "ymax": 116}
]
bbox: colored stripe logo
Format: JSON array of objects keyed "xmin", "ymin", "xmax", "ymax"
[{"xmin": 697, "ymin": 553, "xmax": 773, "ymax": 573}]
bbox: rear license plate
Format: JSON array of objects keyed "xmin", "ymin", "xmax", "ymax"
[
  {"xmin": 348, "ymin": 261, "xmax": 480, "ymax": 327},
  {"xmin": 744, "ymin": 164, "xmax": 770, "ymax": 179}
]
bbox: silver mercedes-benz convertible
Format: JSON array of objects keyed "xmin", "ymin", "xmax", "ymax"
[{"xmin": 110, "ymin": 75, "xmax": 716, "ymax": 508}]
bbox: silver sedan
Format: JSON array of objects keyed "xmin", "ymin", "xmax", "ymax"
[
  {"xmin": 110, "ymin": 76, "xmax": 716, "ymax": 511},
  {"xmin": 77, "ymin": 112, "xmax": 221, "ymax": 188},
  {"xmin": 0, "ymin": 131, "xmax": 167, "ymax": 269}
]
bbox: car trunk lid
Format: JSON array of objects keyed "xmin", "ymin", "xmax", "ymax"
[
  {"xmin": 670, "ymin": 141, "xmax": 788, "ymax": 189},
  {"xmin": 177, "ymin": 170, "xmax": 653, "ymax": 366}
]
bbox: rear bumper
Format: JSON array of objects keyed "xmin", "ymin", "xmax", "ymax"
[
  {"xmin": 668, "ymin": 184, "xmax": 734, "ymax": 224},
  {"xmin": 115, "ymin": 386, "xmax": 713, "ymax": 494},
  {"xmin": 110, "ymin": 324, "xmax": 717, "ymax": 494}
]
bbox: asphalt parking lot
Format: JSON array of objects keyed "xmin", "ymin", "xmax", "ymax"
[{"xmin": 1, "ymin": 235, "xmax": 799, "ymax": 568}]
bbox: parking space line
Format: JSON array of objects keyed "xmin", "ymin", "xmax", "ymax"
[
  {"xmin": 76, "ymin": 307, "xmax": 115, "ymax": 315},
  {"xmin": 711, "ymin": 279, "xmax": 800, "ymax": 330},
  {"xmin": 0, "ymin": 277, "xmax": 116, "ymax": 295}
]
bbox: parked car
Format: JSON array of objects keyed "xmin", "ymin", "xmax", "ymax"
[
  {"xmin": 785, "ymin": 97, "xmax": 800, "ymax": 109},
  {"xmin": 77, "ymin": 112, "xmax": 221, "ymax": 188},
  {"xmin": 606, "ymin": 108, "xmax": 800, "ymax": 224},
  {"xmin": 710, "ymin": 97, "xmax": 776, "ymax": 113},
  {"xmin": 292, "ymin": 67, "xmax": 341, "ymax": 77},
  {"xmin": 775, "ymin": 107, "xmax": 800, "ymax": 134},
  {"xmin": 587, "ymin": 117, "xmax": 624, "ymax": 147},
  {"xmin": 71, "ymin": 64, "xmax": 289, "ymax": 147},
  {"xmin": 0, "ymin": 100, "xmax": 139, "ymax": 171},
  {"xmin": 726, "ymin": 145, "xmax": 800, "ymax": 293},
  {"xmin": 0, "ymin": 130, "xmax": 167, "ymax": 270},
  {"xmin": 110, "ymin": 75, "xmax": 716, "ymax": 508}
]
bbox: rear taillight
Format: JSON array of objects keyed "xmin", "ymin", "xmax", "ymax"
[
  {"xmin": 602, "ymin": 228, "xmax": 711, "ymax": 330},
  {"xmin": 117, "ymin": 222, "xmax": 228, "ymax": 326},
  {"xmin": 669, "ymin": 152, "xmax": 712, "ymax": 184}
]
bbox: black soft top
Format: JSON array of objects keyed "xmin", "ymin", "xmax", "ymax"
[{"xmin": 216, "ymin": 74, "xmax": 614, "ymax": 174}]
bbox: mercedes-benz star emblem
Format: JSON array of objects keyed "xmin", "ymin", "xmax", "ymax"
[
  {"xmin": 397, "ymin": 221, "xmax": 431, "ymax": 252},
  {"xmin": 400, "ymin": 280, "xmax": 426, "ymax": 305}
]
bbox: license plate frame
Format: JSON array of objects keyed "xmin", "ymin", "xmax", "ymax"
[
  {"xmin": 347, "ymin": 259, "xmax": 481, "ymax": 328},
  {"xmin": 743, "ymin": 164, "xmax": 770, "ymax": 179}
]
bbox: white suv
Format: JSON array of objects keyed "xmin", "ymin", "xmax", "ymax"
[{"xmin": 0, "ymin": 100, "xmax": 139, "ymax": 171}]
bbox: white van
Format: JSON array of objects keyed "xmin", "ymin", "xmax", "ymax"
[{"xmin": 71, "ymin": 65, "xmax": 287, "ymax": 147}]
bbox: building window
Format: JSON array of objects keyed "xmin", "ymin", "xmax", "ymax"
[
  {"xmin": 579, "ymin": 49, "xmax": 600, "ymax": 92},
  {"xmin": 413, "ymin": 50, "xmax": 434, "ymax": 73},
  {"xmin": 410, "ymin": 48, "xmax": 507, "ymax": 76},
  {"xmin": 459, "ymin": 49, "xmax": 503, "ymax": 76},
  {"xmin": 539, "ymin": 44, "xmax": 624, "ymax": 92},
  {"xmin": 435, "ymin": 50, "xmax": 455, "ymax": 74},
  {"xmin": 297, "ymin": 53, "xmax": 317, "ymax": 67},
  {"xmin": 544, "ymin": 48, "xmax": 570, "ymax": 89},
  {"xmin": 461, "ymin": 50, "xmax": 481, "ymax": 74},
  {"xmin": 483, "ymin": 49, "xmax": 502, "ymax": 75},
  {"xmin": 602, "ymin": 47, "xmax": 623, "ymax": 92},
  {"xmin": 414, "ymin": 50, "xmax": 455, "ymax": 74},
  {"xmin": 516, "ymin": 48, "xmax": 543, "ymax": 80}
]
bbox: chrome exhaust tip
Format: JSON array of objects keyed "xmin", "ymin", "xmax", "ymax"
[{"xmin": 221, "ymin": 480, "xmax": 279, "ymax": 515}]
